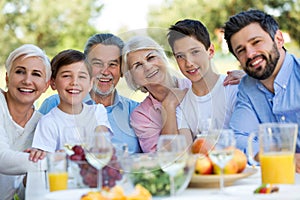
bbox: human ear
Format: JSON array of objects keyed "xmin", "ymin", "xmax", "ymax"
[
  {"xmin": 274, "ymin": 30, "xmax": 284, "ymax": 49},
  {"xmin": 50, "ymin": 79, "xmax": 56, "ymax": 90},
  {"xmin": 208, "ymin": 44, "xmax": 215, "ymax": 59}
]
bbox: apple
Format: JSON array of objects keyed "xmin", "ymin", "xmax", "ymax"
[
  {"xmin": 191, "ymin": 137, "xmax": 214, "ymax": 155},
  {"xmin": 213, "ymin": 159, "xmax": 239, "ymax": 174},
  {"xmin": 194, "ymin": 155, "xmax": 213, "ymax": 175},
  {"xmin": 232, "ymin": 149, "xmax": 247, "ymax": 173}
]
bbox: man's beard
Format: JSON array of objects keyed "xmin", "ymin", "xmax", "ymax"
[
  {"xmin": 92, "ymin": 84, "xmax": 115, "ymax": 97},
  {"xmin": 244, "ymin": 43, "xmax": 280, "ymax": 80}
]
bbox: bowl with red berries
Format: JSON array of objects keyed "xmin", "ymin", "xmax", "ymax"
[{"xmin": 67, "ymin": 145, "xmax": 124, "ymax": 189}]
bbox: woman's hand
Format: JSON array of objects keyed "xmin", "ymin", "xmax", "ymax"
[
  {"xmin": 223, "ymin": 70, "xmax": 245, "ymax": 86},
  {"xmin": 162, "ymin": 88, "xmax": 188, "ymax": 109},
  {"xmin": 27, "ymin": 148, "xmax": 47, "ymax": 162}
]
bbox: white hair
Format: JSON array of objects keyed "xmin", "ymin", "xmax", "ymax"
[
  {"xmin": 122, "ymin": 36, "xmax": 172, "ymax": 92},
  {"xmin": 5, "ymin": 44, "xmax": 51, "ymax": 81}
]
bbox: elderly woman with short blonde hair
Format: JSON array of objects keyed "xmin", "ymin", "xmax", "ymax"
[
  {"xmin": 0, "ymin": 44, "xmax": 51, "ymax": 200},
  {"xmin": 122, "ymin": 36, "xmax": 192, "ymax": 153}
]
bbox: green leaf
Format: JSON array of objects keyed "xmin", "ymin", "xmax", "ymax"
[{"xmin": 13, "ymin": 193, "xmax": 20, "ymax": 200}]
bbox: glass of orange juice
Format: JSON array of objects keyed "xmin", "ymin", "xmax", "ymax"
[
  {"xmin": 250, "ymin": 123, "xmax": 298, "ymax": 184},
  {"xmin": 47, "ymin": 152, "xmax": 68, "ymax": 192}
]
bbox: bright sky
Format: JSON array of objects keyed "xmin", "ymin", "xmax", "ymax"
[{"xmin": 96, "ymin": 0, "xmax": 163, "ymax": 33}]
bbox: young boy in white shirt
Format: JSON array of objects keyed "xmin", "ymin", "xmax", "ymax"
[{"xmin": 31, "ymin": 49, "xmax": 111, "ymax": 155}]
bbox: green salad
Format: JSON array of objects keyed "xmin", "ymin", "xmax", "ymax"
[{"xmin": 129, "ymin": 167, "xmax": 186, "ymax": 196}]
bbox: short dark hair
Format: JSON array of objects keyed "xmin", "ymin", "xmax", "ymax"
[
  {"xmin": 224, "ymin": 9, "xmax": 279, "ymax": 56},
  {"xmin": 51, "ymin": 49, "xmax": 91, "ymax": 79},
  {"xmin": 168, "ymin": 19, "xmax": 211, "ymax": 51}
]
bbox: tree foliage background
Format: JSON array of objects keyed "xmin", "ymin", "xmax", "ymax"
[
  {"xmin": 0, "ymin": 0, "xmax": 103, "ymax": 66},
  {"xmin": 0, "ymin": 0, "xmax": 299, "ymax": 67},
  {"xmin": 147, "ymin": 0, "xmax": 300, "ymax": 55}
]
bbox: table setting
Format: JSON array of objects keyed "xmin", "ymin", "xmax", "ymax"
[{"xmin": 25, "ymin": 123, "xmax": 300, "ymax": 200}]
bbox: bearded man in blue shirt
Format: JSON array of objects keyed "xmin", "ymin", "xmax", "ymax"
[
  {"xmin": 224, "ymin": 9, "xmax": 300, "ymax": 172},
  {"xmin": 39, "ymin": 33, "xmax": 141, "ymax": 153}
]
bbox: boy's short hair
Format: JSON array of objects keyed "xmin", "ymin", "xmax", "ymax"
[
  {"xmin": 168, "ymin": 19, "xmax": 211, "ymax": 51},
  {"xmin": 51, "ymin": 49, "xmax": 92, "ymax": 79}
]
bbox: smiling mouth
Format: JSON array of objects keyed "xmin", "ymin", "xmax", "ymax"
[
  {"xmin": 186, "ymin": 67, "xmax": 200, "ymax": 74},
  {"xmin": 18, "ymin": 88, "xmax": 34, "ymax": 93},
  {"xmin": 97, "ymin": 76, "xmax": 113, "ymax": 84},
  {"xmin": 146, "ymin": 69, "xmax": 159, "ymax": 78},
  {"xmin": 248, "ymin": 56, "xmax": 264, "ymax": 69},
  {"xmin": 66, "ymin": 89, "xmax": 81, "ymax": 94}
]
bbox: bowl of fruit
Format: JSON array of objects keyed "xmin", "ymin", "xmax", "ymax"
[
  {"xmin": 189, "ymin": 136, "xmax": 257, "ymax": 188},
  {"xmin": 67, "ymin": 145, "xmax": 124, "ymax": 189},
  {"xmin": 121, "ymin": 153, "xmax": 196, "ymax": 197},
  {"xmin": 68, "ymin": 145, "xmax": 196, "ymax": 196}
]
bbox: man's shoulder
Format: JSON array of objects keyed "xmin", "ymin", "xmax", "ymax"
[
  {"xmin": 118, "ymin": 94, "xmax": 140, "ymax": 107},
  {"xmin": 239, "ymin": 75, "xmax": 258, "ymax": 89},
  {"xmin": 44, "ymin": 93, "xmax": 60, "ymax": 101},
  {"xmin": 38, "ymin": 94, "xmax": 60, "ymax": 115}
]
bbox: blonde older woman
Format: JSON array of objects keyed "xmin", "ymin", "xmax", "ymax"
[
  {"xmin": 122, "ymin": 36, "xmax": 192, "ymax": 153},
  {"xmin": 0, "ymin": 44, "xmax": 51, "ymax": 200},
  {"xmin": 123, "ymin": 36, "xmax": 243, "ymax": 153}
]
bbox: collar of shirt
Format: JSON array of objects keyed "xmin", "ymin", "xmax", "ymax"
[
  {"xmin": 148, "ymin": 94, "xmax": 162, "ymax": 110},
  {"xmin": 84, "ymin": 91, "xmax": 124, "ymax": 112},
  {"xmin": 256, "ymin": 52, "xmax": 293, "ymax": 94},
  {"xmin": 274, "ymin": 52, "xmax": 294, "ymax": 91}
]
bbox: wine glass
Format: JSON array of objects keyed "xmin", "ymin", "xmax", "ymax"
[
  {"xmin": 63, "ymin": 126, "xmax": 88, "ymax": 152},
  {"xmin": 84, "ymin": 127, "xmax": 113, "ymax": 191},
  {"xmin": 197, "ymin": 118, "xmax": 212, "ymax": 135},
  {"xmin": 157, "ymin": 135, "xmax": 189, "ymax": 196},
  {"xmin": 208, "ymin": 129, "xmax": 236, "ymax": 193}
]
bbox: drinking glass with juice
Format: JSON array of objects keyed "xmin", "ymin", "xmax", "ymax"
[
  {"xmin": 260, "ymin": 152, "xmax": 295, "ymax": 184},
  {"xmin": 47, "ymin": 152, "xmax": 68, "ymax": 192}
]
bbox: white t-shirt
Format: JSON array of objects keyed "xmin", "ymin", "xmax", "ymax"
[
  {"xmin": 32, "ymin": 103, "xmax": 111, "ymax": 152},
  {"xmin": 0, "ymin": 91, "xmax": 42, "ymax": 200},
  {"xmin": 177, "ymin": 75, "xmax": 238, "ymax": 137}
]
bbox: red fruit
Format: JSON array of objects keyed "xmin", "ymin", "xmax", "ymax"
[
  {"xmin": 70, "ymin": 154, "xmax": 83, "ymax": 161},
  {"xmin": 259, "ymin": 187, "xmax": 267, "ymax": 193},
  {"xmin": 72, "ymin": 145, "xmax": 84, "ymax": 155}
]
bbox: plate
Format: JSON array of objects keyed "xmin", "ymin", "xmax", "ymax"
[
  {"xmin": 225, "ymin": 184, "xmax": 300, "ymax": 199},
  {"xmin": 44, "ymin": 189, "xmax": 90, "ymax": 200},
  {"xmin": 189, "ymin": 167, "xmax": 258, "ymax": 188}
]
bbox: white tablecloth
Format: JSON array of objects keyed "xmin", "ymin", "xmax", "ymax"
[{"xmin": 26, "ymin": 167, "xmax": 300, "ymax": 200}]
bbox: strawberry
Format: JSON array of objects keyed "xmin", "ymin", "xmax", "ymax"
[{"xmin": 259, "ymin": 187, "xmax": 267, "ymax": 193}]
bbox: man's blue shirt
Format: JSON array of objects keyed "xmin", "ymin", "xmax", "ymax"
[
  {"xmin": 39, "ymin": 91, "xmax": 142, "ymax": 153},
  {"xmin": 229, "ymin": 53, "xmax": 300, "ymax": 159}
]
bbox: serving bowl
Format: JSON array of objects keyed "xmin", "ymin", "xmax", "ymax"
[
  {"xmin": 121, "ymin": 153, "xmax": 196, "ymax": 197},
  {"xmin": 68, "ymin": 151, "xmax": 196, "ymax": 197}
]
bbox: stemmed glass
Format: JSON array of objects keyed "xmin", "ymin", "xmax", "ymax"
[
  {"xmin": 208, "ymin": 129, "xmax": 236, "ymax": 193},
  {"xmin": 197, "ymin": 118, "xmax": 212, "ymax": 135},
  {"xmin": 84, "ymin": 127, "xmax": 113, "ymax": 191},
  {"xmin": 157, "ymin": 135, "xmax": 188, "ymax": 196}
]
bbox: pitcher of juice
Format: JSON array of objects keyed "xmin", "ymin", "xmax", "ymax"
[{"xmin": 249, "ymin": 123, "xmax": 298, "ymax": 184}]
